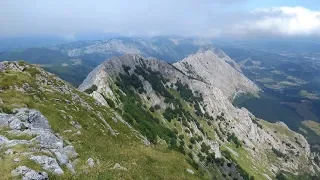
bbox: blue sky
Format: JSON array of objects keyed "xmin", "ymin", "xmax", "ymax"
[
  {"xmin": 1, "ymin": 0, "xmax": 320, "ymax": 39},
  {"xmin": 246, "ymin": 0, "xmax": 319, "ymax": 10}
]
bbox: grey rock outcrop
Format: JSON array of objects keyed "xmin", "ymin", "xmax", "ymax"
[
  {"xmin": 112, "ymin": 163, "xmax": 127, "ymax": 171},
  {"xmin": 14, "ymin": 109, "xmax": 51, "ymax": 130},
  {"xmin": 12, "ymin": 166, "xmax": 49, "ymax": 180},
  {"xmin": 0, "ymin": 108, "xmax": 78, "ymax": 176},
  {"xmin": 186, "ymin": 168, "xmax": 194, "ymax": 175},
  {"xmin": 13, "ymin": 157, "xmax": 21, "ymax": 162},
  {"xmin": 34, "ymin": 131, "xmax": 63, "ymax": 149},
  {"xmin": 87, "ymin": 158, "xmax": 95, "ymax": 167},
  {"xmin": 53, "ymin": 146, "xmax": 78, "ymax": 164},
  {"xmin": 30, "ymin": 155, "xmax": 64, "ymax": 175},
  {"xmin": 53, "ymin": 151, "xmax": 69, "ymax": 165},
  {"xmin": 0, "ymin": 62, "xmax": 5, "ymax": 72},
  {"xmin": 4, "ymin": 148, "xmax": 14, "ymax": 155}
]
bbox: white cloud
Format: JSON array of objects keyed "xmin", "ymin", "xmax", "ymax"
[{"xmin": 231, "ymin": 6, "xmax": 320, "ymax": 37}]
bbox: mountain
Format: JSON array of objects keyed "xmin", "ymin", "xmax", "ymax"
[
  {"xmin": 57, "ymin": 37, "xmax": 214, "ymax": 63},
  {"xmin": 0, "ymin": 37, "xmax": 216, "ymax": 87},
  {"xmin": 173, "ymin": 50, "xmax": 258, "ymax": 98},
  {"xmin": 79, "ymin": 51, "xmax": 320, "ymax": 179}
]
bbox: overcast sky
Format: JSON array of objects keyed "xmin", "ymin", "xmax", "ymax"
[{"xmin": 1, "ymin": 0, "xmax": 320, "ymax": 39}]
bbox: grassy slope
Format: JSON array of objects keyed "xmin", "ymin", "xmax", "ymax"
[{"xmin": 0, "ymin": 63, "xmax": 204, "ymax": 179}]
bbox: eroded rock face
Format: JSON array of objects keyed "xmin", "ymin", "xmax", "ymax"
[
  {"xmin": 173, "ymin": 50, "xmax": 259, "ymax": 99},
  {"xmin": 0, "ymin": 108, "xmax": 78, "ymax": 177}
]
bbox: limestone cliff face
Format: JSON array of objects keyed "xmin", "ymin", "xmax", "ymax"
[
  {"xmin": 80, "ymin": 52, "xmax": 319, "ymax": 178},
  {"xmin": 173, "ymin": 50, "xmax": 259, "ymax": 98}
]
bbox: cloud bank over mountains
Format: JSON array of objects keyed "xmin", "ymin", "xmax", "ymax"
[
  {"xmin": 1, "ymin": 0, "xmax": 320, "ymax": 38},
  {"xmin": 229, "ymin": 6, "xmax": 320, "ymax": 37}
]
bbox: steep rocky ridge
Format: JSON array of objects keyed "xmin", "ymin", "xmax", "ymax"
[
  {"xmin": 211, "ymin": 47, "xmax": 242, "ymax": 72},
  {"xmin": 80, "ymin": 52, "xmax": 320, "ymax": 179}
]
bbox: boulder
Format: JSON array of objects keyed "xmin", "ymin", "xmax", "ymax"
[
  {"xmin": 53, "ymin": 146, "xmax": 78, "ymax": 165},
  {"xmin": 30, "ymin": 155, "xmax": 64, "ymax": 175},
  {"xmin": 0, "ymin": 135, "xmax": 9, "ymax": 145},
  {"xmin": 13, "ymin": 157, "xmax": 20, "ymax": 162},
  {"xmin": 12, "ymin": 166, "xmax": 48, "ymax": 180},
  {"xmin": 0, "ymin": 114, "xmax": 13, "ymax": 126},
  {"xmin": 18, "ymin": 109, "xmax": 50, "ymax": 130},
  {"xmin": 66, "ymin": 163, "xmax": 76, "ymax": 174},
  {"xmin": 4, "ymin": 149, "xmax": 14, "ymax": 155},
  {"xmin": 112, "ymin": 163, "xmax": 127, "ymax": 171},
  {"xmin": 61, "ymin": 146, "xmax": 78, "ymax": 159},
  {"xmin": 186, "ymin": 168, "xmax": 194, "ymax": 175},
  {"xmin": 8, "ymin": 117, "xmax": 25, "ymax": 130},
  {"xmin": 53, "ymin": 151, "xmax": 69, "ymax": 165},
  {"xmin": 87, "ymin": 158, "xmax": 95, "ymax": 167},
  {"xmin": 34, "ymin": 131, "xmax": 63, "ymax": 149},
  {"xmin": 70, "ymin": 121, "xmax": 82, "ymax": 129}
]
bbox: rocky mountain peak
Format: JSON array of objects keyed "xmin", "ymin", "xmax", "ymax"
[{"xmin": 173, "ymin": 50, "xmax": 259, "ymax": 98}]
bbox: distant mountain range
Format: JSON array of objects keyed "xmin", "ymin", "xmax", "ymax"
[{"xmin": 0, "ymin": 37, "xmax": 217, "ymax": 86}]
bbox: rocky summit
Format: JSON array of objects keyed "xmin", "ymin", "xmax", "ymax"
[
  {"xmin": 1, "ymin": 48, "xmax": 320, "ymax": 179},
  {"xmin": 173, "ymin": 50, "xmax": 259, "ymax": 99}
]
